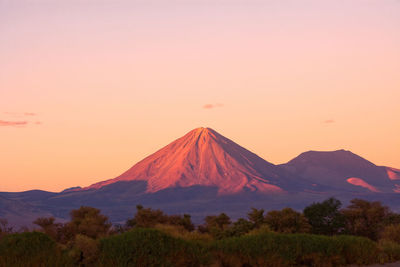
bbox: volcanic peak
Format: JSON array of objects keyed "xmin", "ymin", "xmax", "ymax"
[{"xmin": 85, "ymin": 127, "xmax": 285, "ymax": 194}]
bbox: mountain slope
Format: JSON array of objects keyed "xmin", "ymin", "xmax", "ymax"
[
  {"xmin": 85, "ymin": 127, "xmax": 289, "ymax": 194},
  {"xmin": 281, "ymin": 150, "xmax": 399, "ymax": 193}
]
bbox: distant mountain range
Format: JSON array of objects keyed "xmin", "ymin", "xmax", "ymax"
[{"xmin": 1, "ymin": 127, "xmax": 399, "ymax": 227}]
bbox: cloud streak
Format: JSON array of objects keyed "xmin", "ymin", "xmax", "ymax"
[
  {"xmin": 203, "ymin": 103, "xmax": 224, "ymax": 109},
  {"xmin": 0, "ymin": 120, "xmax": 28, "ymax": 127},
  {"xmin": 3, "ymin": 112, "xmax": 37, "ymax": 117},
  {"xmin": 323, "ymin": 119, "xmax": 335, "ymax": 124}
]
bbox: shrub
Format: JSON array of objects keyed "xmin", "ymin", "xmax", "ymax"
[
  {"xmin": 381, "ymin": 224, "xmax": 400, "ymax": 244},
  {"xmin": 212, "ymin": 232, "xmax": 379, "ymax": 267},
  {"xmin": 68, "ymin": 206, "xmax": 111, "ymax": 239},
  {"xmin": 98, "ymin": 228, "xmax": 210, "ymax": 267},
  {"xmin": 67, "ymin": 234, "xmax": 99, "ymax": 266},
  {"xmin": 332, "ymin": 235, "xmax": 379, "ymax": 265},
  {"xmin": 0, "ymin": 231, "xmax": 71, "ymax": 267},
  {"xmin": 247, "ymin": 208, "xmax": 265, "ymax": 228},
  {"xmin": 341, "ymin": 199, "xmax": 390, "ymax": 240},
  {"xmin": 303, "ymin": 197, "xmax": 345, "ymax": 235},
  {"xmin": 265, "ymin": 208, "xmax": 311, "ymax": 233},
  {"xmin": 378, "ymin": 239, "xmax": 400, "ymax": 263}
]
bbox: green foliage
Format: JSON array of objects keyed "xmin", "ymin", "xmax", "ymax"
[
  {"xmin": 204, "ymin": 213, "xmax": 231, "ymax": 230},
  {"xmin": 198, "ymin": 213, "xmax": 232, "ymax": 239},
  {"xmin": 68, "ymin": 206, "xmax": 111, "ymax": 239},
  {"xmin": 342, "ymin": 199, "xmax": 390, "ymax": 240},
  {"xmin": 0, "ymin": 231, "xmax": 71, "ymax": 267},
  {"xmin": 265, "ymin": 207, "xmax": 311, "ymax": 233},
  {"xmin": 127, "ymin": 205, "xmax": 168, "ymax": 228},
  {"xmin": 98, "ymin": 228, "xmax": 210, "ymax": 267},
  {"xmin": 166, "ymin": 214, "xmax": 195, "ymax": 232},
  {"xmin": 247, "ymin": 208, "xmax": 264, "ymax": 228},
  {"xmin": 67, "ymin": 234, "xmax": 99, "ymax": 266},
  {"xmin": 127, "ymin": 205, "xmax": 195, "ymax": 231},
  {"xmin": 303, "ymin": 197, "xmax": 345, "ymax": 235},
  {"xmin": 331, "ymin": 235, "xmax": 380, "ymax": 265},
  {"xmin": 381, "ymin": 224, "xmax": 400, "ymax": 244},
  {"xmin": 5, "ymin": 201, "xmax": 400, "ymax": 266},
  {"xmin": 213, "ymin": 232, "xmax": 379, "ymax": 267},
  {"xmin": 33, "ymin": 216, "xmax": 71, "ymax": 243},
  {"xmin": 228, "ymin": 218, "xmax": 254, "ymax": 237},
  {"xmin": 378, "ymin": 239, "xmax": 400, "ymax": 263},
  {"xmin": 247, "ymin": 224, "xmax": 272, "ymax": 236}
]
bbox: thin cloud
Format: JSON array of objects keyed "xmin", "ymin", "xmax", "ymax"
[
  {"xmin": 203, "ymin": 103, "xmax": 224, "ymax": 109},
  {"xmin": 323, "ymin": 119, "xmax": 335, "ymax": 124},
  {"xmin": 0, "ymin": 120, "xmax": 28, "ymax": 127},
  {"xmin": 203, "ymin": 104, "xmax": 215, "ymax": 109},
  {"xmin": 4, "ymin": 112, "xmax": 37, "ymax": 117}
]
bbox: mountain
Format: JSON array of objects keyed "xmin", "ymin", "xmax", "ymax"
[
  {"xmin": 281, "ymin": 150, "xmax": 400, "ymax": 193},
  {"xmin": 0, "ymin": 194, "xmax": 54, "ymax": 228},
  {"xmin": 0, "ymin": 127, "xmax": 399, "ymax": 226},
  {"xmin": 84, "ymin": 127, "xmax": 299, "ymax": 194}
]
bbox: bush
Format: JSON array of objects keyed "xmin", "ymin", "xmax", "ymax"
[
  {"xmin": 98, "ymin": 228, "xmax": 210, "ymax": 266},
  {"xmin": 381, "ymin": 224, "xmax": 400, "ymax": 244},
  {"xmin": 341, "ymin": 199, "xmax": 390, "ymax": 240},
  {"xmin": 68, "ymin": 206, "xmax": 111, "ymax": 239},
  {"xmin": 0, "ymin": 231, "xmax": 71, "ymax": 267},
  {"xmin": 265, "ymin": 208, "xmax": 311, "ymax": 234},
  {"xmin": 212, "ymin": 232, "xmax": 379, "ymax": 267},
  {"xmin": 303, "ymin": 198, "xmax": 345, "ymax": 235},
  {"xmin": 378, "ymin": 240, "xmax": 400, "ymax": 263},
  {"xmin": 67, "ymin": 234, "xmax": 99, "ymax": 266}
]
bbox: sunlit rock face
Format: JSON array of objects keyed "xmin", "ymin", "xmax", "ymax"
[
  {"xmin": 85, "ymin": 127, "xmax": 286, "ymax": 194},
  {"xmin": 346, "ymin": 177, "xmax": 380, "ymax": 192},
  {"xmin": 387, "ymin": 167, "xmax": 400, "ymax": 181}
]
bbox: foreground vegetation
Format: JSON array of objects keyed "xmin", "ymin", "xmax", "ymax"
[{"xmin": 2, "ymin": 198, "xmax": 400, "ymax": 266}]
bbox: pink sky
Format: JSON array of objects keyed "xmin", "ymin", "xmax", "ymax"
[{"xmin": 1, "ymin": 0, "xmax": 399, "ymax": 192}]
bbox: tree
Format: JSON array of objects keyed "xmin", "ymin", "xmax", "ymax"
[
  {"xmin": 126, "ymin": 205, "xmax": 195, "ymax": 232},
  {"xmin": 227, "ymin": 218, "xmax": 254, "ymax": 237},
  {"xmin": 198, "ymin": 213, "xmax": 232, "ymax": 238},
  {"xmin": 204, "ymin": 213, "xmax": 231, "ymax": 230},
  {"xmin": 341, "ymin": 199, "xmax": 390, "ymax": 240},
  {"xmin": 167, "ymin": 214, "xmax": 195, "ymax": 232},
  {"xmin": 247, "ymin": 208, "xmax": 264, "ymax": 229},
  {"xmin": 265, "ymin": 208, "xmax": 311, "ymax": 233},
  {"xmin": 68, "ymin": 206, "xmax": 111, "ymax": 239},
  {"xmin": 33, "ymin": 217, "xmax": 62, "ymax": 241},
  {"xmin": 127, "ymin": 205, "xmax": 168, "ymax": 228},
  {"xmin": 303, "ymin": 197, "xmax": 345, "ymax": 235}
]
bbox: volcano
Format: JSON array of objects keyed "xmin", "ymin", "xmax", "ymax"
[
  {"xmin": 2, "ymin": 127, "xmax": 400, "ymax": 226},
  {"xmin": 85, "ymin": 127, "xmax": 287, "ymax": 194}
]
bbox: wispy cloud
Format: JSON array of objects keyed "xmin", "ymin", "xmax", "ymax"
[
  {"xmin": 203, "ymin": 103, "xmax": 224, "ymax": 109},
  {"xmin": 1, "ymin": 112, "xmax": 41, "ymax": 127},
  {"xmin": 4, "ymin": 112, "xmax": 37, "ymax": 117},
  {"xmin": 0, "ymin": 120, "xmax": 28, "ymax": 127},
  {"xmin": 323, "ymin": 119, "xmax": 335, "ymax": 124}
]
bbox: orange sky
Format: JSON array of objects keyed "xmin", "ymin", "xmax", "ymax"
[{"xmin": 1, "ymin": 0, "xmax": 399, "ymax": 192}]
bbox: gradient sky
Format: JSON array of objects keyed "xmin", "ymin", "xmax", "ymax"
[{"xmin": 1, "ymin": 0, "xmax": 399, "ymax": 192}]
